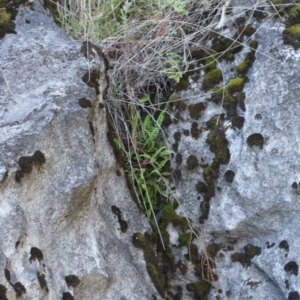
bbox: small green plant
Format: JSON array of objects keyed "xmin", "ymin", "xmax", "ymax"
[
  {"xmin": 115, "ymin": 104, "xmax": 174, "ymax": 220},
  {"xmin": 162, "ymin": 52, "xmax": 184, "ymax": 83}
]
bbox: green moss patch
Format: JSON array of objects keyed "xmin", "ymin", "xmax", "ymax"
[
  {"xmin": 202, "ymin": 68, "xmax": 223, "ymax": 91},
  {"xmin": 186, "ymin": 281, "xmax": 211, "ymax": 298},
  {"xmin": 283, "ymin": 23, "xmax": 300, "ymax": 49}
]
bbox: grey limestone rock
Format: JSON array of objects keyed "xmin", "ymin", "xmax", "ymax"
[{"xmin": 0, "ymin": 2, "xmax": 159, "ymax": 300}]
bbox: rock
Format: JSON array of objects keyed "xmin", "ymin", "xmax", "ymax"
[
  {"xmin": 162, "ymin": 1, "xmax": 300, "ymax": 299},
  {"xmin": 0, "ymin": 2, "xmax": 159, "ymax": 300}
]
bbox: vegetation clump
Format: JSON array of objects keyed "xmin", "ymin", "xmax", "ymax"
[
  {"xmin": 186, "ymin": 281, "xmax": 212, "ymax": 298},
  {"xmin": 188, "ymin": 102, "xmax": 206, "ymax": 120},
  {"xmin": 187, "ymin": 155, "xmax": 199, "ymax": 170},
  {"xmin": 202, "ymin": 68, "xmax": 223, "ymax": 91}
]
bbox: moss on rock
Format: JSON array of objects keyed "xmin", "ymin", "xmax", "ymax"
[
  {"xmin": 202, "ymin": 68, "xmax": 223, "ymax": 91},
  {"xmin": 186, "ymin": 281, "xmax": 211, "ymax": 298},
  {"xmin": 187, "ymin": 155, "xmax": 199, "ymax": 170}
]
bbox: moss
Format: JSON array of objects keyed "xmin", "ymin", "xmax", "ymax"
[
  {"xmin": 226, "ymin": 77, "xmax": 245, "ymax": 94},
  {"xmin": 161, "ymin": 205, "xmax": 181, "ymax": 228},
  {"xmin": 237, "ymin": 53, "xmax": 252, "ymax": 73},
  {"xmin": 204, "ymin": 55, "xmax": 216, "ymax": 71},
  {"xmin": 178, "ymin": 232, "xmax": 193, "ymax": 246},
  {"xmin": 195, "ymin": 181, "xmax": 208, "ymax": 194},
  {"xmin": 240, "ymin": 25, "xmax": 256, "ymax": 36},
  {"xmin": 206, "ymin": 243, "xmax": 221, "ymax": 258},
  {"xmin": 287, "ymin": 6, "xmax": 300, "ymax": 26},
  {"xmin": 186, "ymin": 281, "xmax": 211, "ymax": 298},
  {"xmin": 203, "ymin": 165, "xmax": 219, "ymax": 184},
  {"xmin": 202, "ymin": 68, "xmax": 223, "ymax": 91},
  {"xmin": 175, "ymin": 78, "xmax": 189, "ymax": 91},
  {"xmin": 244, "ymin": 244, "xmax": 261, "ymax": 258},
  {"xmin": 199, "ymin": 200, "xmax": 210, "ymax": 223},
  {"xmin": 147, "ymin": 263, "xmax": 166, "ymax": 297},
  {"xmin": 231, "ymin": 116, "xmax": 245, "ymax": 129},
  {"xmin": 187, "ymin": 155, "xmax": 199, "ymax": 170},
  {"xmin": 283, "ymin": 24, "xmax": 300, "ymax": 49},
  {"xmin": 168, "ymin": 93, "xmax": 180, "ymax": 102},
  {"xmin": 211, "ymin": 34, "xmax": 242, "ymax": 54},
  {"xmin": 188, "ymin": 102, "xmax": 206, "ymax": 119},
  {"xmin": 250, "ymin": 40, "xmax": 258, "ymax": 51},
  {"xmin": 231, "ymin": 252, "xmax": 251, "ymax": 268},
  {"xmin": 132, "ymin": 232, "xmax": 146, "ymax": 249}
]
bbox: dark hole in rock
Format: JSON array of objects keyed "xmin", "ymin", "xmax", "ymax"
[
  {"xmin": 172, "ymin": 142, "xmax": 179, "ymax": 152},
  {"xmin": 253, "ymin": 9, "xmax": 266, "ymax": 21},
  {"xmin": 119, "ymin": 219, "xmax": 128, "ymax": 233},
  {"xmin": 25, "ymin": 19, "xmax": 30, "ymax": 24},
  {"xmin": 289, "ymin": 291, "xmax": 300, "ymax": 300},
  {"xmin": 99, "ymin": 103, "xmax": 105, "ymax": 109},
  {"xmin": 175, "ymin": 153, "xmax": 182, "ymax": 165},
  {"xmin": 4, "ymin": 268, "xmax": 10, "ymax": 282},
  {"xmin": 29, "ymin": 247, "xmax": 43, "ymax": 262},
  {"xmin": 65, "ymin": 275, "xmax": 80, "ymax": 288},
  {"xmin": 174, "ymin": 169, "xmax": 182, "ymax": 182},
  {"xmin": 183, "ymin": 129, "xmax": 190, "ymax": 136},
  {"xmin": 247, "ymin": 133, "xmax": 264, "ymax": 149},
  {"xmin": 32, "ymin": 151, "xmax": 46, "ymax": 166},
  {"xmin": 266, "ymin": 242, "xmax": 275, "ymax": 249},
  {"xmin": 116, "ymin": 169, "xmax": 121, "ymax": 176},
  {"xmin": 284, "ymin": 261, "xmax": 298, "ymax": 276},
  {"xmin": 191, "ymin": 122, "xmax": 200, "ymax": 139},
  {"xmin": 13, "ymin": 282, "xmax": 26, "ymax": 297},
  {"xmin": 0, "ymin": 284, "xmax": 7, "ymax": 300},
  {"xmin": 18, "ymin": 156, "xmax": 33, "ymax": 173},
  {"xmin": 78, "ymin": 97, "xmax": 92, "ymax": 108},
  {"xmin": 81, "ymin": 69, "xmax": 100, "ymax": 88},
  {"xmin": 111, "ymin": 205, "xmax": 121, "ymax": 216},
  {"xmin": 224, "ymin": 170, "xmax": 235, "ymax": 183},
  {"xmin": 227, "ymin": 245, "xmax": 234, "ymax": 251},
  {"xmin": 111, "ymin": 205, "xmax": 128, "ymax": 233},
  {"xmin": 285, "ymin": 279, "xmax": 290, "ymax": 289},
  {"xmin": 88, "ymin": 121, "xmax": 95, "ymax": 136},
  {"xmin": 15, "ymin": 241, "xmax": 20, "ymax": 248},
  {"xmin": 174, "ymin": 132, "xmax": 181, "ymax": 143},
  {"xmin": 63, "ymin": 292, "xmax": 74, "ymax": 300},
  {"xmin": 292, "ymin": 182, "xmax": 298, "ymax": 189},
  {"xmin": 255, "ymin": 113, "xmax": 262, "ymax": 120},
  {"xmin": 279, "ymin": 240, "xmax": 289, "ymax": 252},
  {"xmin": 37, "ymin": 273, "xmax": 48, "ymax": 290},
  {"xmin": 15, "ymin": 170, "xmax": 24, "ymax": 183}
]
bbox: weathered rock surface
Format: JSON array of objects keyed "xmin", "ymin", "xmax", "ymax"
[
  {"xmin": 164, "ymin": 1, "xmax": 300, "ymax": 299},
  {"xmin": 0, "ymin": 2, "xmax": 159, "ymax": 300}
]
